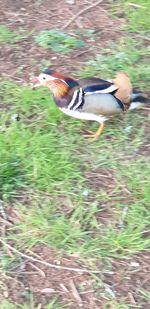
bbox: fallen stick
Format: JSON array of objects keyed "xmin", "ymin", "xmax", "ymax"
[
  {"xmin": 62, "ymin": 0, "xmax": 104, "ymax": 30},
  {"xmin": 0, "ymin": 239, "xmax": 100, "ymax": 274}
]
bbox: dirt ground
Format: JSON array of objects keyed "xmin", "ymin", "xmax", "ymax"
[
  {"xmin": 0, "ymin": 0, "xmax": 122, "ymax": 80},
  {"xmin": 0, "ymin": 1, "xmax": 150, "ymax": 308},
  {"xmin": 1, "ymin": 236, "xmax": 150, "ymax": 308}
]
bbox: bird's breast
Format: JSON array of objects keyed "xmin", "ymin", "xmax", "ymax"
[{"xmin": 59, "ymin": 107, "xmax": 108, "ymax": 123}]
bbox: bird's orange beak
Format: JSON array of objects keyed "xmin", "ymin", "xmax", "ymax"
[{"xmin": 30, "ymin": 76, "xmax": 41, "ymax": 89}]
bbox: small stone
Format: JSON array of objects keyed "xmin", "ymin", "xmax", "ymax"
[
  {"xmin": 11, "ymin": 114, "xmax": 20, "ymax": 121},
  {"xmin": 66, "ymin": 0, "xmax": 75, "ymax": 4},
  {"xmin": 125, "ymin": 125, "xmax": 133, "ymax": 133},
  {"xmin": 22, "ymin": 289, "xmax": 31, "ymax": 300},
  {"xmin": 116, "ymin": 11, "xmax": 125, "ymax": 18},
  {"xmin": 3, "ymin": 290, "xmax": 9, "ymax": 298},
  {"xmin": 82, "ymin": 189, "xmax": 89, "ymax": 197},
  {"xmin": 41, "ymin": 288, "xmax": 55, "ymax": 294},
  {"xmin": 104, "ymin": 284, "xmax": 115, "ymax": 298},
  {"xmin": 130, "ymin": 261, "xmax": 140, "ymax": 267},
  {"xmin": 0, "ymin": 125, "xmax": 6, "ymax": 132},
  {"xmin": 54, "ymin": 259, "xmax": 61, "ymax": 265}
]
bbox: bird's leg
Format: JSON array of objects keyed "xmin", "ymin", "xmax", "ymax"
[{"xmin": 84, "ymin": 123, "xmax": 105, "ymax": 140}]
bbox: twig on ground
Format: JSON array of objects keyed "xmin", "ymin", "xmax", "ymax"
[
  {"xmin": 28, "ymin": 262, "xmax": 46, "ymax": 278},
  {"xmin": 128, "ymin": 292, "xmax": 137, "ymax": 305},
  {"xmin": 128, "ymin": 3, "xmax": 146, "ymax": 9},
  {"xmin": 1, "ymin": 239, "xmax": 14, "ymax": 257},
  {"xmin": 141, "ymin": 107, "xmax": 150, "ymax": 110},
  {"xmin": 0, "ymin": 200, "xmax": 7, "ymax": 220},
  {"xmin": 80, "ymin": 290, "xmax": 94, "ymax": 294},
  {"xmin": 67, "ymin": 8, "xmax": 83, "ymax": 29},
  {"xmin": 97, "ymin": 173, "xmax": 112, "ymax": 178},
  {"xmin": 62, "ymin": 0, "xmax": 103, "ymax": 29},
  {"xmin": 72, "ymin": 50, "xmax": 90, "ymax": 58},
  {"xmin": 0, "ymin": 211, "xmax": 14, "ymax": 256},
  {"xmin": 0, "ymin": 239, "xmax": 100, "ymax": 273},
  {"xmin": 118, "ymin": 206, "xmax": 129, "ymax": 229},
  {"xmin": 136, "ymin": 34, "xmax": 150, "ymax": 42},
  {"xmin": 26, "ymin": 248, "xmax": 44, "ymax": 260},
  {"xmin": 0, "ymin": 217, "xmax": 13, "ymax": 226},
  {"xmin": 70, "ymin": 279, "xmax": 83, "ymax": 304},
  {"xmin": 60, "ymin": 283, "xmax": 69, "ymax": 293}
]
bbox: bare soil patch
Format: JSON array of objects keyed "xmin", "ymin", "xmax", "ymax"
[
  {"xmin": 0, "ymin": 0, "xmax": 122, "ymax": 80},
  {"xmin": 1, "ymin": 196, "xmax": 150, "ymax": 308},
  {"xmin": 1, "ymin": 242, "xmax": 150, "ymax": 308}
]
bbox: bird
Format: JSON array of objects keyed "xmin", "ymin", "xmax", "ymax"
[{"xmin": 31, "ymin": 69, "xmax": 149, "ymax": 140}]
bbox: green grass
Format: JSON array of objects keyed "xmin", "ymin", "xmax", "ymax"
[
  {"xmin": 0, "ymin": 82, "xmax": 85, "ymax": 197},
  {"xmin": 0, "ymin": 26, "xmax": 23, "ymax": 44},
  {"xmin": 102, "ymin": 301, "xmax": 130, "ymax": 309},
  {"xmin": 79, "ymin": 38, "xmax": 150, "ymax": 89},
  {"xmin": 35, "ymin": 29, "xmax": 84, "ymax": 54},
  {"xmin": 0, "ymin": 1, "xmax": 150, "ymax": 308},
  {"xmin": 0, "ymin": 299, "xmax": 65, "ymax": 309},
  {"xmin": 1, "ymin": 68, "xmax": 150, "ymax": 308},
  {"xmin": 0, "ymin": 81, "xmax": 150, "ymax": 258},
  {"xmin": 124, "ymin": 0, "xmax": 149, "ymax": 33},
  {"xmin": 104, "ymin": 303, "xmax": 130, "ymax": 309},
  {"xmin": 109, "ymin": 0, "xmax": 150, "ymax": 34}
]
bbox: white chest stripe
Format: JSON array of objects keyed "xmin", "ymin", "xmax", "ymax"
[
  {"xmin": 72, "ymin": 88, "xmax": 83, "ymax": 110},
  {"xmin": 68, "ymin": 88, "xmax": 83, "ymax": 111},
  {"xmin": 67, "ymin": 89, "xmax": 79, "ymax": 109}
]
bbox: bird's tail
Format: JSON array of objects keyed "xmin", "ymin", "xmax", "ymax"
[{"xmin": 129, "ymin": 90, "xmax": 150, "ymax": 110}]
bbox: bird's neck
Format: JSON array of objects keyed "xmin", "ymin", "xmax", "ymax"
[
  {"xmin": 47, "ymin": 79, "xmax": 73, "ymax": 108},
  {"xmin": 47, "ymin": 79, "xmax": 70, "ymax": 97}
]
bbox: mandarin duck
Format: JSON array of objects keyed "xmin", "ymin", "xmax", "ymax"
[{"xmin": 32, "ymin": 69, "xmax": 149, "ymax": 140}]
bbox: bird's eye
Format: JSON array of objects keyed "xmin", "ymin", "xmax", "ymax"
[{"xmin": 43, "ymin": 77, "xmax": 46, "ymax": 80}]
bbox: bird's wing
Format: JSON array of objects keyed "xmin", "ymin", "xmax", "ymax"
[
  {"xmin": 81, "ymin": 92, "xmax": 124, "ymax": 116},
  {"xmin": 78, "ymin": 77, "xmax": 111, "ymax": 87},
  {"xmin": 113, "ymin": 72, "xmax": 133, "ymax": 105},
  {"xmin": 79, "ymin": 73, "xmax": 133, "ymax": 105},
  {"xmin": 83, "ymin": 83, "xmax": 118, "ymax": 95}
]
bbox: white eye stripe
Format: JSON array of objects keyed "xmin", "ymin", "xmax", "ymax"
[
  {"xmin": 38, "ymin": 73, "xmax": 68, "ymax": 86},
  {"xmin": 39, "ymin": 73, "xmax": 56, "ymax": 82}
]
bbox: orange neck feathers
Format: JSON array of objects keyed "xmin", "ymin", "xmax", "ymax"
[{"xmin": 47, "ymin": 79, "xmax": 69, "ymax": 98}]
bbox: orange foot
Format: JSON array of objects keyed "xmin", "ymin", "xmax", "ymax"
[{"xmin": 84, "ymin": 123, "xmax": 105, "ymax": 141}]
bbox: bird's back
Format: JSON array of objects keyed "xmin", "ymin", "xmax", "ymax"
[{"xmin": 78, "ymin": 77, "xmax": 111, "ymax": 88}]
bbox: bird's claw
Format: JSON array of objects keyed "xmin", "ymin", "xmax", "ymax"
[{"xmin": 83, "ymin": 131, "xmax": 99, "ymax": 141}]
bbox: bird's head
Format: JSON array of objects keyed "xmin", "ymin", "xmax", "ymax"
[{"xmin": 31, "ymin": 68, "xmax": 79, "ymax": 98}]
